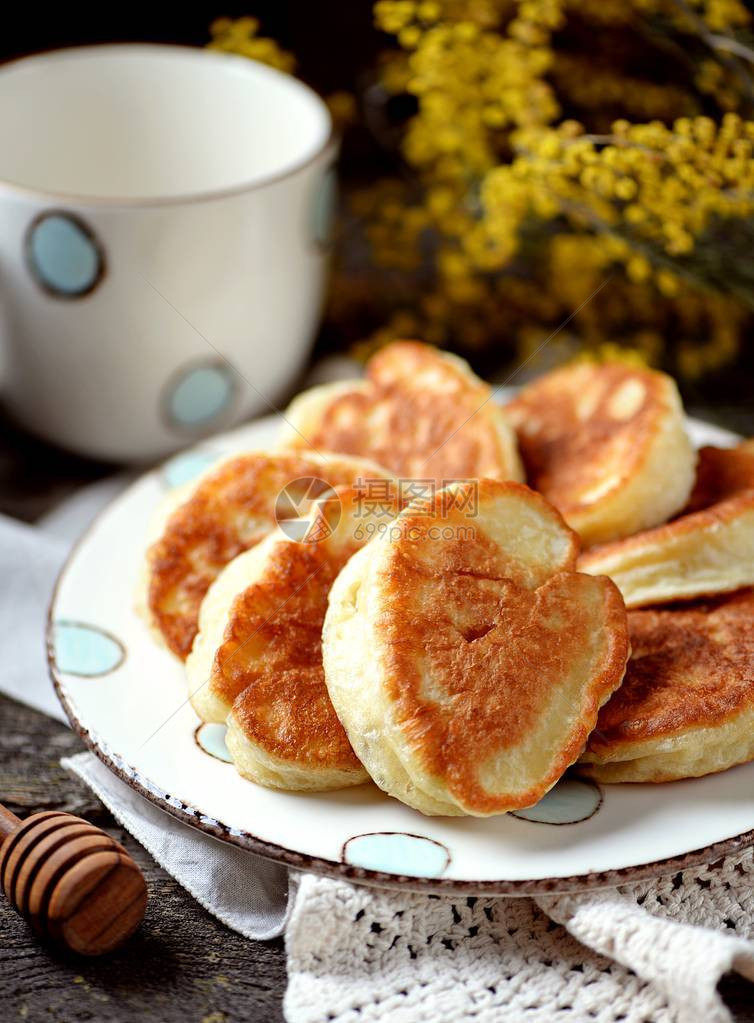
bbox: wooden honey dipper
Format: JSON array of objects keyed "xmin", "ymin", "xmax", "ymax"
[{"xmin": 0, "ymin": 802, "xmax": 147, "ymax": 955}]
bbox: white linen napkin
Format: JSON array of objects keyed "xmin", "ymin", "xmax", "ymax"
[
  {"xmin": 62, "ymin": 750, "xmax": 291, "ymax": 940},
  {"xmin": 0, "ymin": 510, "xmax": 70, "ymax": 723}
]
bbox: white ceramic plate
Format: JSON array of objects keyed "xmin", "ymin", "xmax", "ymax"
[{"xmin": 48, "ymin": 413, "xmax": 754, "ymax": 894}]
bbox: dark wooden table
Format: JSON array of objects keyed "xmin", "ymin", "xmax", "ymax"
[{"xmin": 1, "ymin": 400, "xmax": 753, "ymax": 1023}]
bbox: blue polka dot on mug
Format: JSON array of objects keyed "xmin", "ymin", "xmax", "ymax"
[
  {"xmin": 165, "ymin": 362, "xmax": 237, "ymax": 430},
  {"xmin": 26, "ymin": 212, "xmax": 103, "ymax": 297}
]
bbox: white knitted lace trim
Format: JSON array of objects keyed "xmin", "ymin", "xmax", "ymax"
[{"xmin": 285, "ymin": 848, "xmax": 754, "ymax": 1023}]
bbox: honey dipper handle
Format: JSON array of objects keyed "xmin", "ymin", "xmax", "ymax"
[
  {"xmin": 0, "ymin": 802, "xmax": 21, "ymax": 841},
  {"xmin": 0, "ymin": 807, "xmax": 148, "ymax": 954}
]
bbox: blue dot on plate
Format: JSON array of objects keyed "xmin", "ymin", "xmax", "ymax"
[
  {"xmin": 194, "ymin": 723, "xmax": 233, "ymax": 763},
  {"xmin": 343, "ymin": 832, "xmax": 450, "ymax": 878},
  {"xmin": 163, "ymin": 450, "xmax": 222, "ymax": 489},
  {"xmin": 312, "ymin": 166, "xmax": 337, "ymax": 248},
  {"xmin": 167, "ymin": 363, "xmax": 236, "ymax": 428},
  {"xmin": 53, "ymin": 621, "xmax": 125, "ymax": 677},
  {"xmin": 511, "ymin": 779, "xmax": 602, "ymax": 825},
  {"xmin": 27, "ymin": 213, "xmax": 103, "ymax": 296}
]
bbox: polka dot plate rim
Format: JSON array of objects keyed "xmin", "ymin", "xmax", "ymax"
[{"xmin": 47, "ymin": 412, "xmax": 754, "ymax": 895}]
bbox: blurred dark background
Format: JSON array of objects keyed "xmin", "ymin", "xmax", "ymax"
[{"xmin": 0, "ymin": 5, "xmax": 376, "ymax": 102}]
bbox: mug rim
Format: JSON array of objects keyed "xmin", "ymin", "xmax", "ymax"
[{"xmin": 0, "ymin": 42, "xmax": 336, "ymax": 208}]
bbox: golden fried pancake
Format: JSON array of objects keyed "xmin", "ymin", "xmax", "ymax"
[
  {"xmin": 323, "ymin": 480, "xmax": 629, "ymax": 816},
  {"xmin": 279, "ymin": 340, "xmax": 523, "ymax": 486},
  {"xmin": 505, "ymin": 363, "xmax": 695, "ymax": 545},
  {"xmin": 143, "ymin": 451, "xmax": 390, "ymax": 660},
  {"xmin": 579, "ymin": 590, "xmax": 754, "ymax": 783},
  {"xmin": 685, "ymin": 440, "xmax": 754, "ymax": 513},
  {"xmin": 579, "ymin": 492, "xmax": 754, "ymax": 608},
  {"xmin": 187, "ymin": 487, "xmax": 399, "ymax": 791}
]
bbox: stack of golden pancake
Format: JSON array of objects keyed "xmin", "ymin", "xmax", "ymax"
[{"xmin": 139, "ymin": 341, "xmax": 754, "ymax": 816}]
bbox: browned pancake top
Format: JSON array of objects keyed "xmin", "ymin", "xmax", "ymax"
[
  {"xmin": 147, "ymin": 453, "xmax": 375, "ymax": 660},
  {"xmin": 685, "ymin": 441, "xmax": 754, "ymax": 514},
  {"xmin": 217, "ymin": 488, "xmax": 398, "ymax": 770},
  {"xmin": 374, "ymin": 480, "xmax": 629, "ymax": 813},
  {"xmin": 587, "ymin": 590, "xmax": 754, "ymax": 755},
  {"xmin": 505, "ymin": 363, "xmax": 672, "ymax": 516},
  {"xmin": 302, "ymin": 341, "xmax": 511, "ymax": 485}
]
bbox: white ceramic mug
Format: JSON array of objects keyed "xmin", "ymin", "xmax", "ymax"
[{"xmin": 0, "ymin": 44, "xmax": 336, "ymax": 461}]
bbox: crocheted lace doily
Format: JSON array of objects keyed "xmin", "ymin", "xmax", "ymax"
[{"xmin": 285, "ymin": 848, "xmax": 754, "ymax": 1023}]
